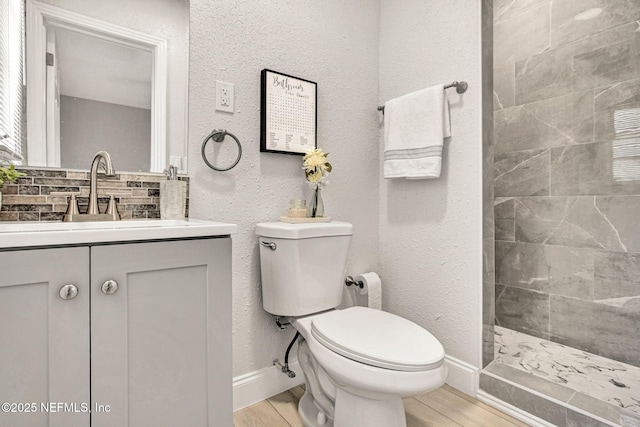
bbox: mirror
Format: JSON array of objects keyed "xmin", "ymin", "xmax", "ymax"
[{"xmin": 22, "ymin": 0, "xmax": 189, "ymax": 173}]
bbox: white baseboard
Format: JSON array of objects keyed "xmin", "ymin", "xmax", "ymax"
[
  {"xmin": 233, "ymin": 359, "xmax": 304, "ymax": 411},
  {"xmin": 444, "ymin": 355, "xmax": 478, "ymax": 396}
]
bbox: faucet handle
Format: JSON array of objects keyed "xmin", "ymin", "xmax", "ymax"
[
  {"xmin": 62, "ymin": 194, "xmax": 80, "ymax": 222},
  {"xmin": 105, "ymin": 195, "xmax": 120, "ymax": 220}
]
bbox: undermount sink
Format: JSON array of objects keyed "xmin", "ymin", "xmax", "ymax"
[{"xmin": 0, "ymin": 219, "xmax": 237, "ymax": 249}]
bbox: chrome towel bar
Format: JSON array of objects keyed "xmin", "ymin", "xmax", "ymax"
[{"xmin": 377, "ymin": 81, "xmax": 468, "ymax": 112}]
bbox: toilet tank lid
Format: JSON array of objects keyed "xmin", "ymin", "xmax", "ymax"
[{"xmin": 256, "ymin": 221, "xmax": 353, "ymax": 239}]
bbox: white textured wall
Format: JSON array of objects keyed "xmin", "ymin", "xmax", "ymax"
[
  {"xmin": 379, "ymin": 0, "xmax": 483, "ymax": 368},
  {"xmin": 189, "ymin": 0, "xmax": 381, "ymax": 376}
]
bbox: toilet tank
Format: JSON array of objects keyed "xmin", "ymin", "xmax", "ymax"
[{"xmin": 256, "ymin": 221, "xmax": 353, "ymax": 316}]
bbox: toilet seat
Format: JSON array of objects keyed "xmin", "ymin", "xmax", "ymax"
[{"xmin": 310, "ymin": 306, "xmax": 445, "ymax": 372}]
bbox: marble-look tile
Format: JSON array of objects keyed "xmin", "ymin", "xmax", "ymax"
[
  {"xmin": 495, "ymin": 95, "xmax": 575, "ymax": 153},
  {"xmin": 594, "ymin": 251, "xmax": 640, "ymax": 301},
  {"xmin": 494, "ymin": 62, "xmax": 515, "ymax": 111},
  {"xmin": 550, "ymin": 142, "xmax": 640, "ymax": 196},
  {"xmin": 483, "ymin": 15, "xmax": 494, "ymax": 112},
  {"xmin": 483, "ymin": 119, "xmax": 495, "ymax": 239},
  {"xmin": 569, "ymin": 391, "xmax": 640, "ymax": 426},
  {"xmin": 495, "ymin": 241, "xmax": 594, "ymax": 299},
  {"xmin": 482, "ymin": 324, "xmax": 495, "ymax": 368},
  {"xmin": 495, "ymin": 197, "xmax": 515, "ymax": 241},
  {"xmin": 514, "ymin": 196, "xmax": 640, "ymax": 252},
  {"xmin": 484, "ymin": 361, "xmax": 576, "ymax": 402},
  {"xmin": 495, "ymin": 149, "xmax": 549, "ymax": 197},
  {"xmin": 586, "ymin": 196, "xmax": 640, "ymax": 252},
  {"xmin": 483, "ymin": 198, "xmax": 496, "ymax": 239},
  {"xmin": 514, "ymin": 21, "xmax": 640, "ymax": 106},
  {"xmin": 483, "ymin": 235, "xmax": 495, "ymax": 368},
  {"xmin": 514, "ymin": 46, "xmax": 574, "ymax": 105},
  {"xmin": 573, "ymin": 38, "xmax": 640, "ymax": 92},
  {"xmin": 483, "ymin": 235, "xmax": 495, "ymax": 361},
  {"xmin": 571, "ymin": 91, "xmax": 594, "ymax": 143},
  {"xmin": 566, "ymin": 411, "xmax": 612, "ymax": 427},
  {"xmin": 479, "ymin": 371, "xmax": 568, "ymax": 426},
  {"xmin": 494, "ymin": 0, "xmax": 549, "ymax": 25},
  {"xmin": 494, "ymin": 326, "xmax": 640, "ymax": 416},
  {"xmin": 550, "ymin": 0, "xmax": 640, "ymax": 49},
  {"xmin": 594, "ymin": 78, "xmax": 640, "ymax": 144},
  {"xmin": 550, "ymin": 295, "xmax": 640, "ymax": 367},
  {"xmin": 495, "ymin": 284, "xmax": 550, "ymax": 339},
  {"xmin": 494, "ymin": 2, "xmax": 551, "ymax": 66},
  {"xmin": 482, "ymin": 0, "xmax": 493, "ymax": 31}
]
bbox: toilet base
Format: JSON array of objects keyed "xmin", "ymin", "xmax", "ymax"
[
  {"xmin": 299, "ymin": 391, "xmax": 334, "ymax": 427},
  {"xmin": 298, "ymin": 387, "xmax": 406, "ymax": 427},
  {"xmin": 334, "ymin": 387, "xmax": 406, "ymax": 427}
]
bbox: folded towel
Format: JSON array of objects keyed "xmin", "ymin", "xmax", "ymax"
[{"xmin": 383, "ymin": 84, "xmax": 451, "ymax": 179}]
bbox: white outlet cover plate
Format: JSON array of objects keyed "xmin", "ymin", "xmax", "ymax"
[{"xmin": 215, "ymin": 80, "xmax": 234, "ymax": 113}]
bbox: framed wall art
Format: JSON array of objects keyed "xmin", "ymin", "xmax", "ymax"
[{"xmin": 260, "ymin": 69, "xmax": 317, "ymax": 155}]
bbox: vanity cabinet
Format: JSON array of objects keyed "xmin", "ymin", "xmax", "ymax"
[
  {"xmin": 0, "ymin": 247, "xmax": 91, "ymax": 427},
  {"xmin": 0, "ymin": 237, "xmax": 231, "ymax": 427}
]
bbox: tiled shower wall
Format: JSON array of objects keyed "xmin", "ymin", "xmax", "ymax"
[
  {"xmin": 493, "ymin": 0, "xmax": 640, "ymax": 367},
  {"xmin": 0, "ymin": 168, "xmax": 189, "ymax": 222},
  {"xmin": 482, "ymin": 0, "xmax": 495, "ymax": 368}
]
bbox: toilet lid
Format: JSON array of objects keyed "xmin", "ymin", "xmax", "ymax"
[{"xmin": 310, "ymin": 306, "xmax": 445, "ymax": 372}]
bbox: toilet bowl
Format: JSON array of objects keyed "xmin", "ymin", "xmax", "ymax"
[
  {"xmin": 256, "ymin": 222, "xmax": 447, "ymax": 427},
  {"xmin": 291, "ymin": 307, "xmax": 447, "ymax": 427}
]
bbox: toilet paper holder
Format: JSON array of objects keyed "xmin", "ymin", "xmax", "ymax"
[{"xmin": 345, "ymin": 276, "xmax": 364, "ymax": 289}]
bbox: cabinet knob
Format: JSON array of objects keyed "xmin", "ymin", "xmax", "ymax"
[
  {"xmin": 59, "ymin": 284, "xmax": 79, "ymax": 300},
  {"xmin": 101, "ymin": 279, "xmax": 119, "ymax": 295}
]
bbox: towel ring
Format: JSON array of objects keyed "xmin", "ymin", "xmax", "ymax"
[{"xmin": 201, "ymin": 129, "xmax": 242, "ymax": 171}]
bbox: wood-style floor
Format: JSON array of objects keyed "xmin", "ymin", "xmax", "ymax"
[{"xmin": 233, "ymin": 384, "xmax": 531, "ymax": 427}]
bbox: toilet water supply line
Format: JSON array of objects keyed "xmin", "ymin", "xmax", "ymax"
[
  {"xmin": 273, "ymin": 331, "xmax": 300, "ymax": 378},
  {"xmin": 273, "ymin": 276, "xmax": 365, "ymax": 378}
]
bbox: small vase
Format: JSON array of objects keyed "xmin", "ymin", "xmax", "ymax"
[{"xmin": 307, "ymin": 185, "xmax": 324, "ymax": 218}]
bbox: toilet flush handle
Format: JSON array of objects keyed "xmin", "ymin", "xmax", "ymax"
[{"xmin": 260, "ymin": 241, "xmax": 277, "ymax": 250}]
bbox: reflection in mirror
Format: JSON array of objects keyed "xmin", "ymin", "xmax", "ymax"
[
  {"xmin": 16, "ymin": 0, "xmax": 188, "ymax": 173},
  {"xmin": 47, "ymin": 27, "xmax": 154, "ymax": 171}
]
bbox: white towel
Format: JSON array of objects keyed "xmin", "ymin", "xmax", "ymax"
[{"xmin": 383, "ymin": 84, "xmax": 451, "ymax": 179}]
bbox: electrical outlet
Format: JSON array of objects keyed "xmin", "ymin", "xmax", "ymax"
[{"xmin": 215, "ymin": 80, "xmax": 234, "ymax": 113}]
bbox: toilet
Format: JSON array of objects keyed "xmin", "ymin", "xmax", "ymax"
[{"xmin": 256, "ymin": 221, "xmax": 447, "ymax": 427}]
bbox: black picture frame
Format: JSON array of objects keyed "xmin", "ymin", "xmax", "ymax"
[{"xmin": 260, "ymin": 69, "xmax": 317, "ymax": 155}]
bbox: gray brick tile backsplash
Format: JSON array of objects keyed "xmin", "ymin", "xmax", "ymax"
[{"xmin": 0, "ymin": 168, "xmax": 188, "ymax": 222}]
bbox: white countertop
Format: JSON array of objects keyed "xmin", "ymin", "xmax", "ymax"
[{"xmin": 0, "ymin": 219, "xmax": 237, "ymax": 249}]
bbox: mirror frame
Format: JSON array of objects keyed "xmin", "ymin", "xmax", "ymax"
[{"xmin": 26, "ymin": 0, "xmax": 168, "ymax": 172}]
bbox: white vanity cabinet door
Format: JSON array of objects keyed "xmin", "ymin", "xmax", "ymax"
[
  {"xmin": 0, "ymin": 247, "xmax": 90, "ymax": 427},
  {"xmin": 90, "ymin": 238, "xmax": 232, "ymax": 427}
]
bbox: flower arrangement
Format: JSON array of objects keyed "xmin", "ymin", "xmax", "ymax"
[
  {"xmin": 303, "ymin": 148, "xmax": 332, "ymax": 217},
  {"xmin": 303, "ymin": 148, "xmax": 332, "ymax": 184},
  {"xmin": 0, "ymin": 164, "xmax": 24, "ymax": 189}
]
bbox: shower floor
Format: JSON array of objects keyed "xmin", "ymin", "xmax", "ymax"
[{"xmin": 494, "ymin": 326, "xmax": 640, "ymax": 416}]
